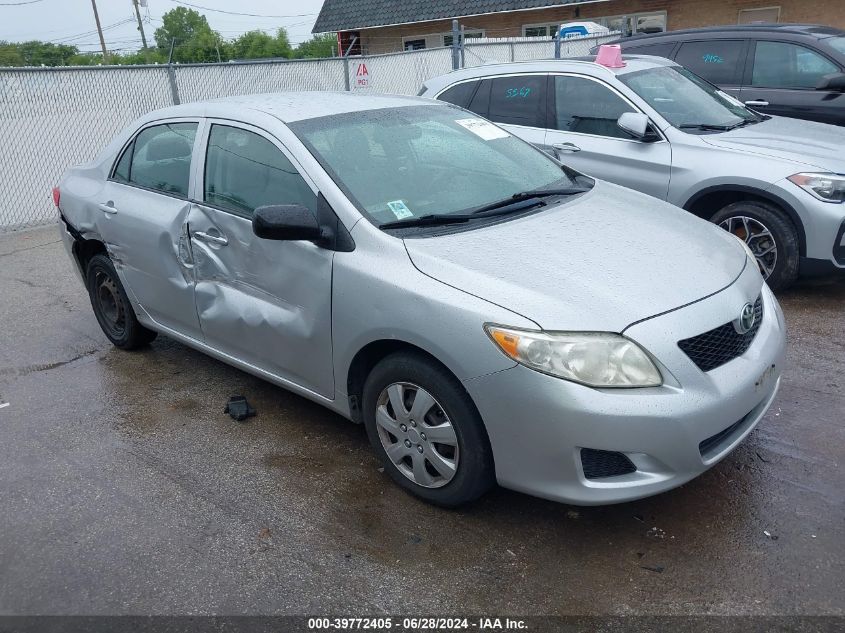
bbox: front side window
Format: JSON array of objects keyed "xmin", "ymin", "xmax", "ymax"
[
  {"xmin": 204, "ymin": 125, "xmax": 315, "ymax": 218},
  {"xmin": 487, "ymin": 75, "xmax": 546, "ymax": 127},
  {"xmin": 290, "ymin": 105, "xmax": 579, "ymax": 227},
  {"xmin": 620, "ymin": 66, "xmax": 759, "ymax": 128},
  {"xmin": 128, "ymin": 122, "xmax": 197, "ymax": 196},
  {"xmin": 674, "ymin": 40, "xmax": 745, "ymax": 84},
  {"xmin": 554, "ymin": 76, "xmax": 636, "ymax": 138},
  {"xmin": 627, "ymin": 42, "xmax": 676, "ymax": 59},
  {"xmin": 752, "ymin": 41, "xmax": 840, "ymax": 89}
]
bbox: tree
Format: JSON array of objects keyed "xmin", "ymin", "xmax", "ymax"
[
  {"xmin": 0, "ymin": 41, "xmax": 24, "ymax": 66},
  {"xmin": 153, "ymin": 7, "xmax": 224, "ymax": 63},
  {"xmin": 293, "ymin": 33, "xmax": 336, "ymax": 59},
  {"xmin": 230, "ymin": 28, "xmax": 291, "ymax": 60}
]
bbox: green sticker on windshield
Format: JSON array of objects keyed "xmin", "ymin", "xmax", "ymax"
[{"xmin": 387, "ymin": 200, "xmax": 413, "ymax": 220}]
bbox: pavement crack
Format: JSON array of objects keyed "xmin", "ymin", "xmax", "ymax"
[{"xmin": 0, "ymin": 348, "xmax": 98, "ymax": 377}]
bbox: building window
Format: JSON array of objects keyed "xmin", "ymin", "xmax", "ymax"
[
  {"xmin": 739, "ymin": 6, "xmax": 780, "ymax": 24},
  {"xmin": 600, "ymin": 11, "xmax": 667, "ymax": 36},
  {"xmin": 403, "ymin": 38, "xmax": 426, "ymax": 51},
  {"xmin": 442, "ymin": 30, "xmax": 485, "ymax": 47},
  {"xmin": 522, "ymin": 23, "xmax": 559, "ymax": 38}
]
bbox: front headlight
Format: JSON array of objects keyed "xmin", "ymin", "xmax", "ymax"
[
  {"xmin": 485, "ymin": 325, "xmax": 662, "ymax": 388},
  {"xmin": 787, "ymin": 173, "xmax": 845, "ymax": 203}
]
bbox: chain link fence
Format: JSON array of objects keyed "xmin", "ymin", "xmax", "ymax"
[{"xmin": 1, "ymin": 33, "xmax": 612, "ymax": 231}]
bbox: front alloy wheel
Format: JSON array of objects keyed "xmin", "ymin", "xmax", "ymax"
[{"xmin": 719, "ymin": 215, "xmax": 778, "ymax": 279}]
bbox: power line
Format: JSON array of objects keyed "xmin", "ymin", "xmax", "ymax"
[
  {"xmin": 169, "ymin": 0, "xmax": 316, "ymax": 19},
  {"xmin": 0, "ymin": 0, "xmax": 45, "ymax": 5}
]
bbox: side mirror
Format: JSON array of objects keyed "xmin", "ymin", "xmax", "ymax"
[
  {"xmin": 617, "ymin": 112, "xmax": 651, "ymax": 139},
  {"xmin": 817, "ymin": 72, "xmax": 845, "ymax": 92},
  {"xmin": 252, "ymin": 204, "xmax": 322, "ymax": 241}
]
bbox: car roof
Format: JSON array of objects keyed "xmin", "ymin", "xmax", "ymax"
[
  {"xmin": 146, "ymin": 91, "xmax": 440, "ymax": 124},
  {"xmin": 422, "ymin": 55, "xmax": 675, "ymax": 92},
  {"xmin": 615, "ymin": 23, "xmax": 844, "ymax": 45}
]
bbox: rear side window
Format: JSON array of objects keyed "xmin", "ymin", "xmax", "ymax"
[
  {"xmin": 128, "ymin": 122, "xmax": 197, "ymax": 197},
  {"xmin": 674, "ymin": 40, "xmax": 745, "ymax": 84},
  {"xmin": 752, "ymin": 41, "xmax": 840, "ymax": 89},
  {"xmin": 204, "ymin": 124, "xmax": 315, "ymax": 218},
  {"xmin": 554, "ymin": 75, "xmax": 636, "ymax": 138},
  {"xmin": 488, "ymin": 75, "xmax": 546, "ymax": 127},
  {"xmin": 627, "ymin": 42, "xmax": 676, "ymax": 59},
  {"xmin": 437, "ymin": 81, "xmax": 478, "ymax": 108}
]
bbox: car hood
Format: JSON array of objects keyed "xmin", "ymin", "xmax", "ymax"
[
  {"xmin": 700, "ymin": 116, "xmax": 845, "ymax": 172},
  {"xmin": 404, "ymin": 181, "xmax": 747, "ymax": 332}
]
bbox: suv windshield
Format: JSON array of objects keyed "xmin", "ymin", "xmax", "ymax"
[
  {"xmin": 619, "ymin": 66, "xmax": 761, "ymax": 130},
  {"xmin": 290, "ymin": 105, "xmax": 585, "ymax": 227}
]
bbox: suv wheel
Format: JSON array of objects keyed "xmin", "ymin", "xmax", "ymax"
[
  {"xmin": 86, "ymin": 254, "xmax": 157, "ymax": 349},
  {"xmin": 362, "ymin": 352, "xmax": 495, "ymax": 507},
  {"xmin": 711, "ymin": 200, "xmax": 799, "ymax": 290}
]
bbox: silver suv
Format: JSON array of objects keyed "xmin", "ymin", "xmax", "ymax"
[{"xmin": 421, "ymin": 56, "xmax": 845, "ymax": 289}]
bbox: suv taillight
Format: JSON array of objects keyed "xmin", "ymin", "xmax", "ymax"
[{"xmin": 52, "ymin": 186, "xmax": 60, "ymax": 208}]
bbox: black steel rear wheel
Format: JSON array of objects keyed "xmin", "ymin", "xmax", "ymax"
[{"xmin": 86, "ymin": 254, "xmax": 157, "ymax": 349}]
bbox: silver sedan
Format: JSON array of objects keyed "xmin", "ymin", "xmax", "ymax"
[{"xmin": 55, "ymin": 92, "xmax": 786, "ymax": 506}]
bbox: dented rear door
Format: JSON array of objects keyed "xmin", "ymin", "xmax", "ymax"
[
  {"xmin": 188, "ymin": 120, "xmax": 335, "ymax": 398},
  {"xmin": 96, "ymin": 120, "xmax": 204, "ymax": 339}
]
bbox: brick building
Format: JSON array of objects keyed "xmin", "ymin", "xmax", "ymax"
[{"xmin": 313, "ymin": 0, "xmax": 845, "ymax": 55}]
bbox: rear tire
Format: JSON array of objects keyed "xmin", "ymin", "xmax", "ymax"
[
  {"xmin": 362, "ymin": 352, "xmax": 495, "ymax": 507},
  {"xmin": 710, "ymin": 200, "xmax": 799, "ymax": 291},
  {"xmin": 86, "ymin": 254, "xmax": 157, "ymax": 349}
]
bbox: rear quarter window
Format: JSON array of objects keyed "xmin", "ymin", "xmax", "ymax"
[
  {"xmin": 437, "ymin": 81, "xmax": 478, "ymax": 108},
  {"xmin": 627, "ymin": 42, "xmax": 676, "ymax": 59}
]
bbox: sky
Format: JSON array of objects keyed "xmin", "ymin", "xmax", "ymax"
[{"xmin": 0, "ymin": 0, "xmax": 327, "ymax": 52}]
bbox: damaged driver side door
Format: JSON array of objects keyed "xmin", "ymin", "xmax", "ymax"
[{"xmin": 186, "ymin": 120, "xmax": 335, "ymax": 398}]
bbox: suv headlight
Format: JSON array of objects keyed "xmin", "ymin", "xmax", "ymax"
[
  {"xmin": 485, "ymin": 325, "xmax": 662, "ymax": 388},
  {"xmin": 787, "ymin": 173, "xmax": 845, "ymax": 203}
]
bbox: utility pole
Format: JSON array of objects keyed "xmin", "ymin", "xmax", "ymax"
[
  {"xmin": 89, "ymin": 0, "xmax": 109, "ymax": 63},
  {"xmin": 132, "ymin": 0, "xmax": 148, "ymax": 49}
]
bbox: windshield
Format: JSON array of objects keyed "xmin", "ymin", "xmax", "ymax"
[
  {"xmin": 619, "ymin": 66, "xmax": 760, "ymax": 129},
  {"xmin": 289, "ymin": 105, "xmax": 579, "ymax": 227},
  {"xmin": 828, "ymin": 36, "xmax": 845, "ymax": 55}
]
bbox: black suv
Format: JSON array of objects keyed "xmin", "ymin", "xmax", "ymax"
[{"xmin": 598, "ymin": 24, "xmax": 845, "ymax": 126}]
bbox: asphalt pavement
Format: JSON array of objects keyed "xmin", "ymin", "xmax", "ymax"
[{"xmin": 0, "ymin": 225, "xmax": 842, "ymax": 616}]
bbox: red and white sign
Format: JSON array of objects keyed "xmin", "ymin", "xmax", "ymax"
[{"xmin": 353, "ymin": 62, "xmax": 370, "ymax": 89}]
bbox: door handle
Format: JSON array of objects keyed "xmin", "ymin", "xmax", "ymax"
[
  {"xmin": 744, "ymin": 100, "xmax": 769, "ymax": 107},
  {"xmin": 98, "ymin": 202, "xmax": 117, "ymax": 214},
  {"xmin": 553, "ymin": 142, "xmax": 581, "ymax": 153},
  {"xmin": 192, "ymin": 230, "xmax": 228, "ymax": 246}
]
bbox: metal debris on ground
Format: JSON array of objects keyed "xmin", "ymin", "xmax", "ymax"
[{"xmin": 224, "ymin": 395, "xmax": 256, "ymax": 422}]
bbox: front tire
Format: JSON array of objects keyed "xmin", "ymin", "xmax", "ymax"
[
  {"xmin": 362, "ymin": 352, "xmax": 495, "ymax": 507},
  {"xmin": 86, "ymin": 254, "xmax": 157, "ymax": 349},
  {"xmin": 710, "ymin": 200, "xmax": 799, "ymax": 291}
]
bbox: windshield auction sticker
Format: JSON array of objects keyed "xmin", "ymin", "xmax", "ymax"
[
  {"xmin": 455, "ymin": 118, "xmax": 510, "ymax": 141},
  {"xmin": 387, "ymin": 200, "xmax": 413, "ymax": 220}
]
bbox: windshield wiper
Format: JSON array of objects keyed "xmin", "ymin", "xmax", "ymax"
[
  {"xmin": 678, "ymin": 123, "xmax": 734, "ymax": 131},
  {"xmin": 469, "ymin": 187, "xmax": 591, "ymax": 216},
  {"xmin": 379, "ymin": 187, "xmax": 590, "ymax": 230}
]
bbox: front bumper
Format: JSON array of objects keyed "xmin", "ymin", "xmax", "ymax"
[
  {"xmin": 772, "ymin": 179, "xmax": 845, "ymax": 268},
  {"xmin": 465, "ymin": 274, "xmax": 786, "ymax": 505}
]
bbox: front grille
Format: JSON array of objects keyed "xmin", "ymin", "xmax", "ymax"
[
  {"xmin": 581, "ymin": 448, "xmax": 637, "ymax": 479},
  {"xmin": 699, "ymin": 414, "xmax": 748, "ymax": 458},
  {"xmin": 678, "ymin": 295, "xmax": 763, "ymax": 372}
]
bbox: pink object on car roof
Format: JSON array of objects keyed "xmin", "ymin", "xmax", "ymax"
[{"xmin": 595, "ymin": 44, "xmax": 626, "ymax": 68}]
